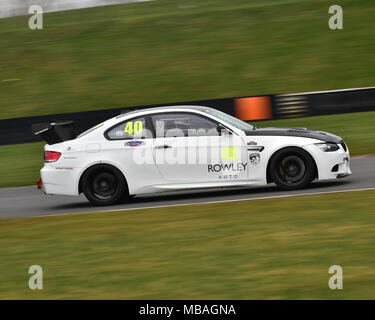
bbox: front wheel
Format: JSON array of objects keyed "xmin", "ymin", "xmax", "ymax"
[
  {"xmin": 269, "ymin": 148, "xmax": 316, "ymax": 190},
  {"xmin": 81, "ymin": 165, "xmax": 128, "ymax": 206}
]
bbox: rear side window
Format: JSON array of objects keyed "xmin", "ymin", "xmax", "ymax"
[{"xmin": 106, "ymin": 117, "xmax": 148, "ymax": 140}]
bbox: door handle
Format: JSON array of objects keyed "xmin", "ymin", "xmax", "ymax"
[{"xmin": 155, "ymin": 144, "xmax": 172, "ymax": 149}]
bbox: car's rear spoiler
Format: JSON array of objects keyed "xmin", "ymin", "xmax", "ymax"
[{"xmin": 32, "ymin": 121, "xmax": 76, "ymax": 145}]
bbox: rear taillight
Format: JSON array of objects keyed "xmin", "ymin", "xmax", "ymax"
[{"xmin": 44, "ymin": 151, "xmax": 61, "ymax": 163}]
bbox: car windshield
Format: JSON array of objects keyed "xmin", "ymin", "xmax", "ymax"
[{"xmin": 206, "ymin": 108, "xmax": 255, "ymax": 131}]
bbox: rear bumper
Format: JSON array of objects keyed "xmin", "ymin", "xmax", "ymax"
[{"xmin": 40, "ymin": 165, "xmax": 80, "ymax": 196}]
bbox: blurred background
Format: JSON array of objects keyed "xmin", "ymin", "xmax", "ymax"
[
  {"xmin": 0, "ymin": 0, "xmax": 375, "ymax": 299},
  {"xmin": 0, "ymin": 0, "xmax": 150, "ymax": 18},
  {"xmin": 1, "ymin": 0, "xmax": 375, "ymax": 187},
  {"xmin": 1, "ymin": 0, "xmax": 374, "ymax": 119}
]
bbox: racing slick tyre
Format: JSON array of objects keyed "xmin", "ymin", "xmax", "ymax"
[
  {"xmin": 269, "ymin": 147, "xmax": 316, "ymax": 190},
  {"xmin": 81, "ymin": 165, "xmax": 128, "ymax": 206}
]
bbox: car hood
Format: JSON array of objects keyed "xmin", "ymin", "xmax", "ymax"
[{"xmin": 245, "ymin": 127, "xmax": 343, "ymax": 144}]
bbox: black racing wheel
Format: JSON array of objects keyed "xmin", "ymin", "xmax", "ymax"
[
  {"xmin": 81, "ymin": 165, "xmax": 128, "ymax": 206},
  {"xmin": 269, "ymin": 147, "xmax": 316, "ymax": 190}
]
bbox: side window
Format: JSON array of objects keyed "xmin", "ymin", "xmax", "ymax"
[
  {"xmin": 151, "ymin": 113, "xmax": 219, "ymax": 137},
  {"xmin": 106, "ymin": 117, "xmax": 148, "ymax": 140}
]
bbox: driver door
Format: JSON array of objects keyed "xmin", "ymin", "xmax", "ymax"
[{"xmin": 151, "ymin": 112, "xmax": 248, "ymax": 183}]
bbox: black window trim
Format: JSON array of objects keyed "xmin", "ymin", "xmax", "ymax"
[
  {"xmin": 104, "ymin": 110, "xmax": 235, "ymax": 141},
  {"xmin": 149, "ymin": 111, "xmax": 233, "ymax": 138}
]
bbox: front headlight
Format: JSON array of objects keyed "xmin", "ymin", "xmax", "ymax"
[{"xmin": 315, "ymin": 143, "xmax": 340, "ymax": 152}]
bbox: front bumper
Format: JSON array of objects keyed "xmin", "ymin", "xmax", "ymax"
[{"xmin": 304, "ymin": 143, "xmax": 352, "ymax": 181}]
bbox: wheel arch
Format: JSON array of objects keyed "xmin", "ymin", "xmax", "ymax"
[
  {"xmin": 78, "ymin": 162, "xmax": 129, "ymax": 195},
  {"xmin": 266, "ymin": 146, "xmax": 318, "ymax": 184}
]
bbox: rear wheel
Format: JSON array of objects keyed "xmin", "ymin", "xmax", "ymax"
[
  {"xmin": 269, "ymin": 148, "xmax": 316, "ymax": 190},
  {"xmin": 81, "ymin": 165, "xmax": 128, "ymax": 206}
]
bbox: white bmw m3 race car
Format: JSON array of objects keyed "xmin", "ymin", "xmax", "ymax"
[{"xmin": 34, "ymin": 106, "xmax": 351, "ymax": 205}]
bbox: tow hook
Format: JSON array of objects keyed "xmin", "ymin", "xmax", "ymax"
[{"xmin": 37, "ymin": 178, "xmax": 42, "ymax": 189}]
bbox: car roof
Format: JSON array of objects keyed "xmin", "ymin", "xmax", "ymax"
[{"xmin": 116, "ymin": 105, "xmax": 212, "ymax": 119}]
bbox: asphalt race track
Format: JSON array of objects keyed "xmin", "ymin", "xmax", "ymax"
[{"xmin": 0, "ymin": 157, "xmax": 374, "ymax": 218}]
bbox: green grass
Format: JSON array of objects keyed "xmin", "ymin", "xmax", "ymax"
[
  {"xmin": 0, "ymin": 190, "xmax": 375, "ymax": 299},
  {"xmin": 0, "ymin": 142, "xmax": 44, "ymax": 188},
  {"xmin": 0, "ymin": 111, "xmax": 374, "ymax": 188},
  {"xmin": 0, "ymin": 0, "xmax": 375, "ymax": 120}
]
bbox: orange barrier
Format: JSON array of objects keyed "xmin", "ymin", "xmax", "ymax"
[{"xmin": 234, "ymin": 96, "xmax": 272, "ymax": 121}]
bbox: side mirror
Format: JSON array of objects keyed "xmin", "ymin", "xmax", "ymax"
[{"xmin": 217, "ymin": 124, "xmax": 231, "ymax": 135}]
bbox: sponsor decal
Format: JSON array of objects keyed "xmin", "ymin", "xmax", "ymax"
[
  {"xmin": 249, "ymin": 153, "xmax": 260, "ymax": 165},
  {"xmin": 66, "ymin": 146, "xmax": 72, "ymax": 151},
  {"xmin": 208, "ymin": 163, "xmax": 247, "ymax": 173},
  {"xmin": 125, "ymin": 140, "xmax": 145, "ymax": 147},
  {"xmin": 208, "ymin": 162, "xmax": 247, "ymax": 180},
  {"xmin": 218, "ymin": 174, "xmax": 239, "ymax": 180},
  {"xmin": 221, "ymin": 146, "xmax": 238, "ymax": 161}
]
